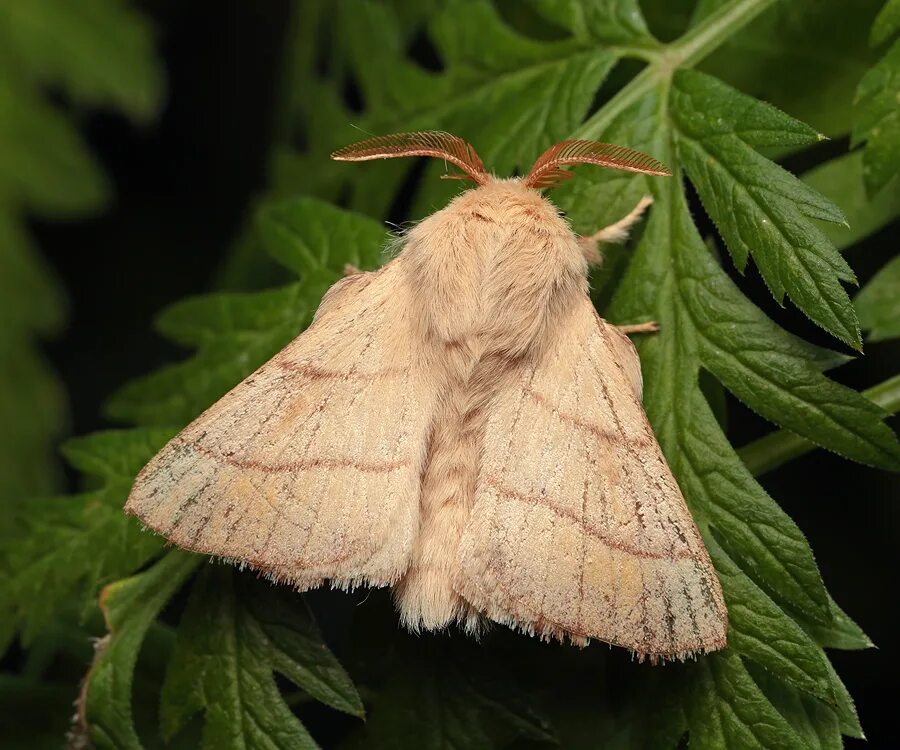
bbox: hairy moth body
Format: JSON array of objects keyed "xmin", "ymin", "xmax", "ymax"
[{"xmin": 126, "ymin": 133, "xmax": 727, "ymax": 661}]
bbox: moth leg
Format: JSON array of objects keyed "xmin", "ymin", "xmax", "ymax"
[
  {"xmin": 578, "ymin": 195, "xmax": 654, "ymax": 265},
  {"xmin": 616, "ymin": 321, "xmax": 660, "ymax": 336},
  {"xmin": 343, "ymin": 263, "xmax": 362, "ymax": 276}
]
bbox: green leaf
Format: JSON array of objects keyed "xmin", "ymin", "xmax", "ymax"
[
  {"xmin": 257, "ymin": 197, "xmax": 387, "ymax": 279},
  {"xmin": 0, "ymin": 0, "xmax": 164, "ymax": 121},
  {"xmin": 0, "ymin": 330, "xmax": 65, "ymax": 535},
  {"xmin": 822, "ymin": 657, "xmax": 864, "ymax": 739},
  {"xmin": 78, "ymin": 550, "xmax": 201, "ymax": 750},
  {"xmin": 708, "ymin": 540, "xmax": 833, "ymax": 703},
  {"xmin": 527, "ymin": 0, "xmax": 658, "ymax": 45},
  {"xmin": 386, "ymin": 0, "xmax": 616, "ymax": 175},
  {"xmin": 2, "ymin": 429, "xmax": 174, "ymax": 647},
  {"xmin": 107, "ymin": 199, "xmax": 388, "ymax": 426},
  {"xmin": 599, "ymin": 89, "xmax": 900, "ymax": 469},
  {"xmin": 853, "ymin": 37, "xmax": 900, "ymax": 194},
  {"xmin": 804, "ymin": 595, "xmax": 874, "ymax": 651},
  {"xmin": 246, "ymin": 586, "xmax": 364, "ymax": 719},
  {"xmin": 800, "ymin": 151, "xmax": 900, "ymax": 251},
  {"xmin": 738, "ymin": 374, "xmax": 900, "ymax": 476},
  {"xmin": 873, "ymin": 0, "xmax": 900, "ymax": 46},
  {"xmin": 0, "ymin": 75, "xmax": 108, "ymax": 216},
  {"xmin": 0, "ymin": 219, "xmax": 65, "ymax": 520},
  {"xmin": 748, "ymin": 665, "xmax": 842, "ymax": 750},
  {"xmin": 0, "ymin": 213, "xmax": 64, "ymax": 337},
  {"xmin": 350, "ymin": 638, "xmax": 553, "ymax": 750},
  {"xmin": 856, "ymin": 254, "xmax": 900, "ymax": 341},
  {"xmin": 670, "ymin": 70, "xmax": 861, "ymax": 347},
  {"xmin": 676, "ymin": 385, "xmax": 830, "ymax": 621},
  {"xmin": 693, "ymin": 0, "xmax": 884, "ymax": 138},
  {"xmin": 107, "ymin": 284, "xmax": 318, "ymax": 426},
  {"xmin": 283, "ymin": 0, "xmax": 619, "ymax": 217},
  {"xmin": 673, "ymin": 68, "xmax": 828, "ymax": 150},
  {"xmin": 682, "ymin": 246, "xmax": 898, "ymax": 471},
  {"xmin": 61, "ymin": 428, "xmax": 172, "ymax": 481},
  {"xmin": 0, "ymin": 0, "xmax": 163, "ymax": 613},
  {"xmin": 160, "ymin": 567, "xmax": 362, "ymax": 749},
  {"xmin": 0, "ymin": 0, "xmax": 164, "ymax": 217},
  {"xmin": 685, "ymin": 651, "xmax": 811, "ymax": 750}
]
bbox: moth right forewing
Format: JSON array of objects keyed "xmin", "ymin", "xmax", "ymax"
[
  {"xmin": 600, "ymin": 319, "xmax": 644, "ymax": 401},
  {"xmin": 454, "ymin": 297, "xmax": 727, "ymax": 659}
]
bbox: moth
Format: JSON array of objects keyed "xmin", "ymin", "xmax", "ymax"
[{"xmin": 127, "ymin": 131, "xmax": 727, "ymax": 662}]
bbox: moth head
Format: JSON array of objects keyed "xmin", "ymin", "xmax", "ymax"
[{"xmin": 331, "ymin": 131, "xmax": 670, "ymax": 189}]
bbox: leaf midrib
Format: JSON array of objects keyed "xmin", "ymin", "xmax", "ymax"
[{"xmin": 576, "ymin": 0, "xmax": 781, "ymax": 141}]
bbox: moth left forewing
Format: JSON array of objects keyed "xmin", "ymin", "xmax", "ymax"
[
  {"xmin": 454, "ymin": 297, "xmax": 727, "ymax": 660},
  {"xmin": 126, "ymin": 259, "xmax": 434, "ymax": 591}
]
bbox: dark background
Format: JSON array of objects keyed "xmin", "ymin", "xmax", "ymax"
[{"xmin": 31, "ymin": 1, "xmax": 898, "ymax": 747}]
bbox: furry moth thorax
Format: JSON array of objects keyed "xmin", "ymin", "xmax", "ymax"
[
  {"xmin": 126, "ymin": 131, "xmax": 728, "ymax": 663},
  {"xmin": 404, "ymin": 179, "xmax": 588, "ymax": 358}
]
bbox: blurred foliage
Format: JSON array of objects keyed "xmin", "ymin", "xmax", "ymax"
[
  {"xmin": 0, "ymin": 0, "xmax": 163, "ymax": 527},
  {"xmin": 852, "ymin": 0, "xmax": 900, "ymax": 194},
  {"xmin": 0, "ymin": 1, "xmax": 164, "ymax": 745},
  {"xmin": 2, "ymin": 1, "xmax": 900, "ymax": 748}
]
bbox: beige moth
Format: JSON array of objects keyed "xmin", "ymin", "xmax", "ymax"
[{"xmin": 126, "ymin": 131, "xmax": 727, "ymax": 662}]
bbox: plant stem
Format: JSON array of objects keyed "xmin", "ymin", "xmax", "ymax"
[
  {"xmin": 576, "ymin": 0, "xmax": 779, "ymax": 139},
  {"xmin": 576, "ymin": 65, "xmax": 656, "ymax": 139},
  {"xmin": 667, "ymin": 0, "xmax": 780, "ymax": 68},
  {"xmin": 739, "ymin": 374, "xmax": 900, "ymax": 476}
]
